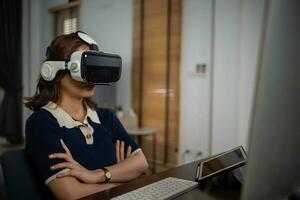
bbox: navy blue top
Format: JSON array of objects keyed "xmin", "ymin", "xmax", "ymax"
[{"xmin": 25, "ymin": 107, "xmax": 139, "ymax": 185}]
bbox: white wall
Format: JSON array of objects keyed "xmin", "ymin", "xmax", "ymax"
[
  {"xmin": 22, "ymin": 0, "xmax": 68, "ymax": 134},
  {"xmin": 80, "ymin": 0, "xmax": 133, "ymax": 110},
  {"xmin": 22, "ymin": 0, "xmax": 43, "ymax": 134},
  {"xmin": 40, "ymin": 0, "xmax": 68, "ymax": 60},
  {"xmin": 179, "ymin": 0, "xmax": 213, "ymax": 163},
  {"xmin": 212, "ymin": 0, "xmax": 265, "ymax": 154},
  {"xmin": 211, "ymin": 0, "xmax": 241, "ymax": 154},
  {"xmin": 23, "ymin": 0, "xmax": 67, "ymax": 99}
]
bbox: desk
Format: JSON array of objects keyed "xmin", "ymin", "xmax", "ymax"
[{"xmin": 79, "ymin": 160, "xmax": 241, "ymax": 200}]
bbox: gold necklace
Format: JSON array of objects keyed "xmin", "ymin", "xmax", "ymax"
[{"xmin": 72, "ymin": 106, "xmax": 87, "ymax": 123}]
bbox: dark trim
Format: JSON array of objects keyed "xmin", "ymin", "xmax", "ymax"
[
  {"xmin": 138, "ymin": 0, "xmax": 145, "ymax": 127},
  {"xmin": 164, "ymin": 0, "xmax": 172, "ymax": 164}
]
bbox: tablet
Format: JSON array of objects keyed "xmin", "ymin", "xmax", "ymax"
[{"xmin": 195, "ymin": 146, "xmax": 247, "ymax": 181}]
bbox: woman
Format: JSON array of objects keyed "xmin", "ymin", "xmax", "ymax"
[{"xmin": 25, "ymin": 32, "xmax": 148, "ymax": 200}]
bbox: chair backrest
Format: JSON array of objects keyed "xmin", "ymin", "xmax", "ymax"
[{"xmin": 0, "ymin": 149, "xmax": 44, "ymax": 200}]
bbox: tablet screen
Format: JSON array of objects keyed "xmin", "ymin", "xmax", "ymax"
[{"xmin": 199, "ymin": 147, "xmax": 246, "ymax": 179}]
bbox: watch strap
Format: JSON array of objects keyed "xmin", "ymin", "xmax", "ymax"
[{"xmin": 102, "ymin": 167, "xmax": 111, "ymax": 182}]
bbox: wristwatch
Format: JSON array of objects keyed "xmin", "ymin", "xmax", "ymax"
[{"xmin": 102, "ymin": 167, "xmax": 112, "ymax": 182}]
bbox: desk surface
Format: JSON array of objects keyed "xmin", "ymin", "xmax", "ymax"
[{"xmin": 79, "ymin": 160, "xmax": 241, "ymax": 200}]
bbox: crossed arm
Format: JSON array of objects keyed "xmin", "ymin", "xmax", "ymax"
[{"xmin": 48, "ymin": 140, "xmax": 149, "ymax": 200}]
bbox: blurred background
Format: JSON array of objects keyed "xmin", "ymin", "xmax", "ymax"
[{"xmin": 0, "ymin": 0, "xmax": 266, "ymax": 197}]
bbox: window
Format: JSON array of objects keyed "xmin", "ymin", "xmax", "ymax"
[{"xmin": 63, "ymin": 17, "xmax": 77, "ymax": 34}]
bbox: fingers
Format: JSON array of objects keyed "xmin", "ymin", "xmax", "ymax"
[
  {"xmin": 115, "ymin": 140, "xmax": 120, "ymax": 163},
  {"xmin": 49, "ymin": 140, "xmax": 84, "ymax": 169},
  {"xmin": 49, "ymin": 153, "xmax": 68, "ymax": 160},
  {"xmin": 56, "ymin": 169, "xmax": 78, "ymax": 178},
  {"xmin": 56, "ymin": 170, "xmax": 71, "ymax": 178},
  {"xmin": 126, "ymin": 145, "xmax": 132, "ymax": 158},
  {"xmin": 50, "ymin": 162, "xmax": 77, "ymax": 171},
  {"xmin": 120, "ymin": 141, "xmax": 125, "ymax": 161},
  {"xmin": 115, "ymin": 140, "xmax": 132, "ymax": 162},
  {"xmin": 60, "ymin": 139, "xmax": 71, "ymax": 156},
  {"xmin": 49, "ymin": 153, "xmax": 80, "ymax": 165}
]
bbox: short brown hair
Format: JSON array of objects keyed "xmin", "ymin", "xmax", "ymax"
[{"xmin": 24, "ymin": 33, "xmax": 97, "ymax": 111}]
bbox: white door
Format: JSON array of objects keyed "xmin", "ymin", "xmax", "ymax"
[
  {"xmin": 179, "ymin": 0, "xmax": 265, "ymax": 164},
  {"xmin": 179, "ymin": 0, "xmax": 213, "ymax": 164}
]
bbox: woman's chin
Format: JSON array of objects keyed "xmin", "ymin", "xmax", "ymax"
[
  {"xmin": 82, "ymin": 87, "xmax": 95, "ymax": 97},
  {"xmin": 81, "ymin": 91, "xmax": 94, "ymax": 97}
]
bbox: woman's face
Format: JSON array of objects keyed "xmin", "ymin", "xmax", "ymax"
[{"xmin": 59, "ymin": 44, "xmax": 95, "ymax": 99}]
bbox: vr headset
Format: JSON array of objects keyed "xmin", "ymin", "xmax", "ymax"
[{"xmin": 41, "ymin": 31, "xmax": 122, "ymax": 84}]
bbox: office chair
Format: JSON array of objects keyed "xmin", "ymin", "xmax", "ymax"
[{"xmin": 0, "ymin": 149, "xmax": 44, "ymax": 200}]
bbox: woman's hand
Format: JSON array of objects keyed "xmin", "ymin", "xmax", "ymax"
[
  {"xmin": 115, "ymin": 140, "xmax": 133, "ymax": 163},
  {"xmin": 49, "ymin": 139, "xmax": 103, "ymax": 184}
]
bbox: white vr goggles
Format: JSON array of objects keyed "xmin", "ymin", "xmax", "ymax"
[{"xmin": 41, "ymin": 31, "xmax": 122, "ymax": 84}]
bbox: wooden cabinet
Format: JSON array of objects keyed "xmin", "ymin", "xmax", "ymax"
[{"xmin": 132, "ymin": 0, "xmax": 181, "ymax": 171}]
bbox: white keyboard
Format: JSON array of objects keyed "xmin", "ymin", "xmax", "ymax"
[{"xmin": 111, "ymin": 177, "xmax": 199, "ymax": 200}]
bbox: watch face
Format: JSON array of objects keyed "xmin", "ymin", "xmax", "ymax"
[{"xmin": 106, "ymin": 171, "xmax": 112, "ymax": 179}]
